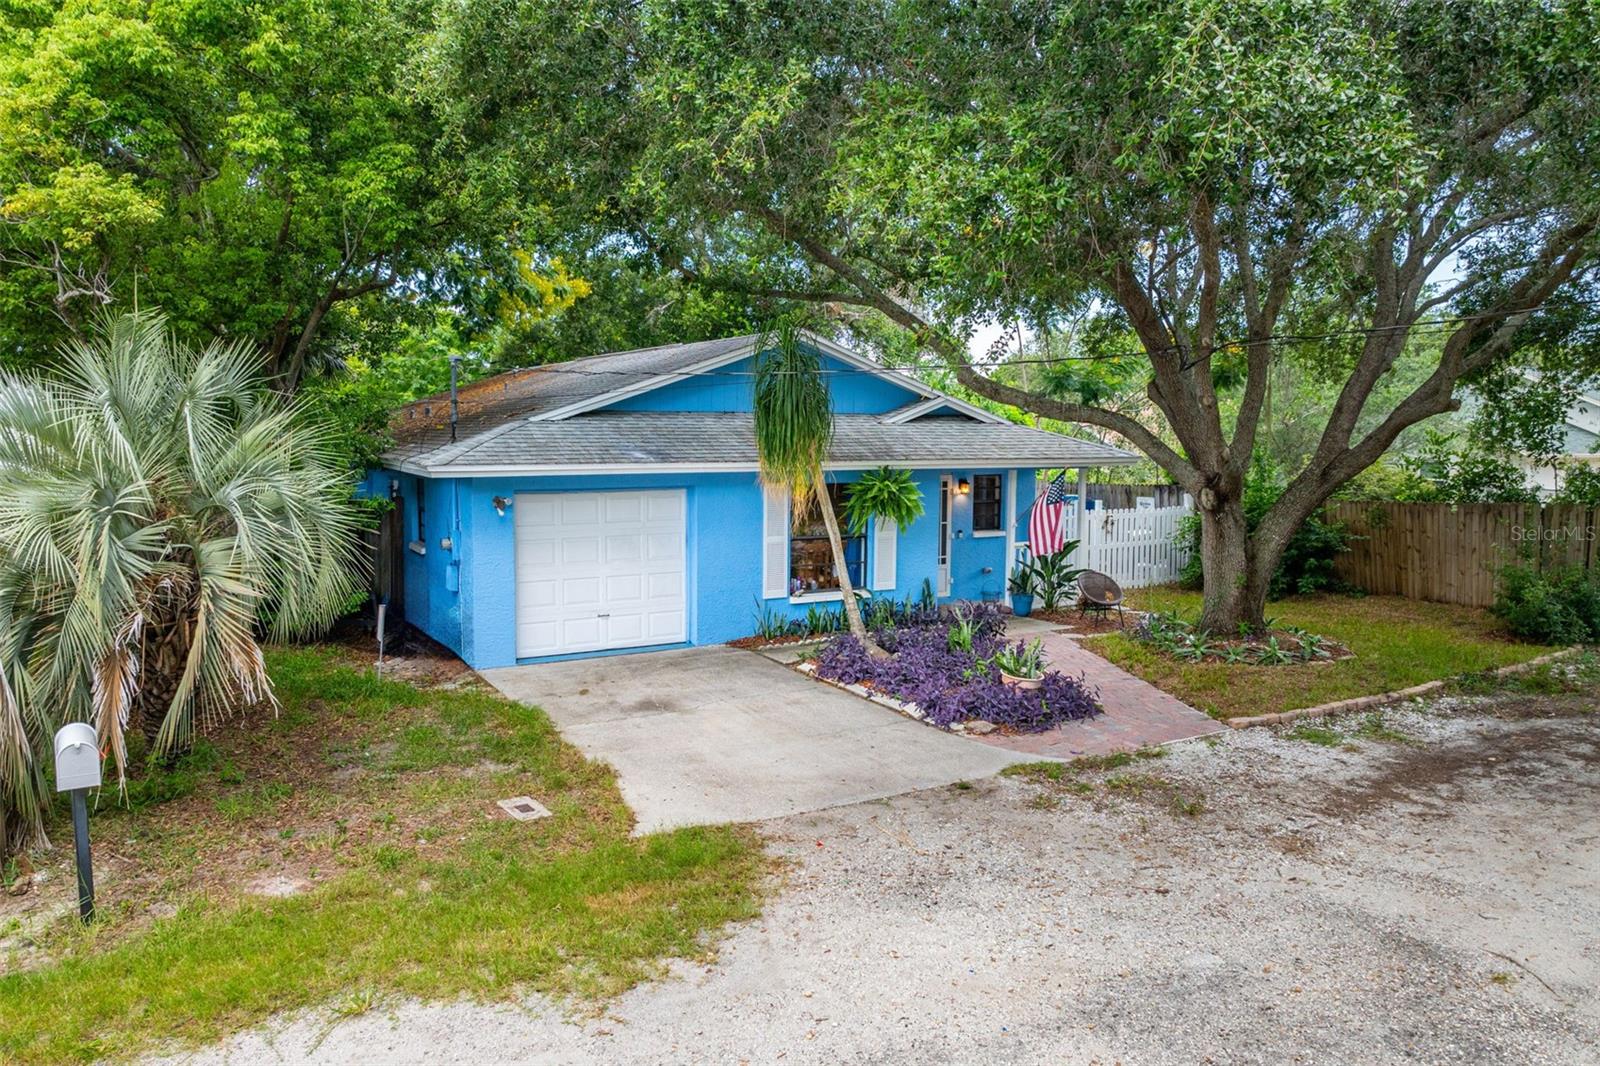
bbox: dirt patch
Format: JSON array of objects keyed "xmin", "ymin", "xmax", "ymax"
[{"xmin": 1319, "ymin": 717, "xmax": 1600, "ymax": 820}]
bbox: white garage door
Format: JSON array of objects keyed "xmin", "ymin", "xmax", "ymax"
[{"xmin": 514, "ymin": 490, "xmax": 687, "ymax": 658}]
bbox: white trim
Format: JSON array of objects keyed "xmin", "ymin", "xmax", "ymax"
[
  {"xmin": 788, "ymin": 589, "xmax": 872, "ymax": 605},
  {"xmin": 938, "ymin": 475, "xmax": 953, "ymax": 597},
  {"xmin": 762, "ymin": 482, "xmax": 790, "ymax": 599},
  {"xmin": 401, "ymin": 456, "xmax": 1137, "ymax": 478},
  {"xmin": 871, "ymin": 517, "xmax": 897, "ymax": 590},
  {"xmin": 970, "ymin": 530, "xmax": 1006, "ymax": 538},
  {"xmin": 1003, "ymin": 468, "xmax": 1018, "ymax": 575}
]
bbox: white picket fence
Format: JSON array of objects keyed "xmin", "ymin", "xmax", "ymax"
[{"xmin": 1055, "ymin": 503, "xmax": 1193, "ymax": 588}]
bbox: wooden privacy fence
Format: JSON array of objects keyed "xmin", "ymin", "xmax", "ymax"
[
  {"xmin": 1061, "ymin": 503, "xmax": 1194, "ymax": 588},
  {"xmin": 1326, "ymin": 501, "xmax": 1600, "ymax": 608}
]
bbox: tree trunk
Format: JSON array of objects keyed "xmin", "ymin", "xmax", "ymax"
[
  {"xmin": 1194, "ymin": 490, "xmax": 1272, "ymax": 634},
  {"xmin": 814, "ymin": 479, "xmax": 885, "ymax": 657},
  {"xmin": 135, "ymin": 614, "xmax": 192, "ymax": 760}
]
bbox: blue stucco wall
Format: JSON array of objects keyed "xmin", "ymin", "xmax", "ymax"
[
  {"xmin": 605, "ymin": 353, "xmax": 920, "ymax": 415},
  {"xmin": 368, "ymin": 466, "xmax": 1038, "ymax": 669}
]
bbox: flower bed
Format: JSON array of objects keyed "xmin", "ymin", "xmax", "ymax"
[
  {"xmin": 1133, "ymin": 611, "xmax": 1352, "ymax": 666},
  {"xmin": 811, "ymin": 604, "xmax": 1100, "ymax": 732}
]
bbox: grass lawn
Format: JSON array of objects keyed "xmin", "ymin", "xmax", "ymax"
[
  {"xmin": 0, "ymin": 648, "xmax": 765, "ymax": 1066},
  {"xmin": 1091, "ymin": 589, "xmax": 1559, "ymax": 720}
]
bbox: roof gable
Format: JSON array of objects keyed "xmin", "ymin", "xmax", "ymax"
[{"xmin": 385, "ymin": 331, "xmax": 1007, "ymax": 467}]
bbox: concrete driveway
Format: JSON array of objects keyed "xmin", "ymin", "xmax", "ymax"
[{"xmin": 481, "ymin": 645, "xmax": 1027, "ymax": 832}]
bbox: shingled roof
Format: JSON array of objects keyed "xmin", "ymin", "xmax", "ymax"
[{"xmin": 382, "ymin": 334, "xmax": 1138, "ymax": 474}]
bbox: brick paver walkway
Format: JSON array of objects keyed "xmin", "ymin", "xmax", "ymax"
[{"xmin": 972, "ymin": 630, "xmax": 1225, "ymax": 759}]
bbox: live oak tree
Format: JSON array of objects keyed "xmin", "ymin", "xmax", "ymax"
[
  {"xmin": 0, "ymin": 0, "xmax": 522, "ymax": 387},
  {"xmin": 436, "ymin": 0, "xmax": 1600, "ymax": 631}
]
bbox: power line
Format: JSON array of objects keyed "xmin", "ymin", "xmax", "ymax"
[{"xmin": 453, "ymin": 298, "xmax": 1597, "ymax": 383}]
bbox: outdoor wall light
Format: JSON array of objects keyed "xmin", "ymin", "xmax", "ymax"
[
  {"xmin": 957, "ymin": 478, "xmax": 971, "ymax": 495},
  {"xmin": 492, "ymin": 496, "xmax": 512, "ymax": 516}
]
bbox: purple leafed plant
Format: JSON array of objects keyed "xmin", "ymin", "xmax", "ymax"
[{"xmin": 813, "ymin": 611, "xmax": 1100, "ymax": 732}]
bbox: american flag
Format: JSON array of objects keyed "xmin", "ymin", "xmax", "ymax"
[{"xmin": 1028, "ymin": 472, "xmax": 1070, "ymax": 556}]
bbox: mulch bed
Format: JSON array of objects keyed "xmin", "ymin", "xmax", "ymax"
[{"xmin": 1031, "ymin": 608, "xmax": 1134, "ymax": 635}]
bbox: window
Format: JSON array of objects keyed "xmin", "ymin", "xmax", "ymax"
[
  {"xmin": 415, "ymin": 488, "xmax": 426, "ymax": 542},
  {"xmin": 789, "ymin": 484, "xmax": 866, "ymax": 596},
  {"xmin": 972, "ymin": 474, "xmax": 1003, "ymax": 532}
]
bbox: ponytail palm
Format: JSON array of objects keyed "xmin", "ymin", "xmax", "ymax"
[
  {"xmin": 0, "ymin": 312, "xmax": 366, "ymax": 855},
  {"xmin": 752, "ymin": 322, "xmax": 875, "ymax": 649}
]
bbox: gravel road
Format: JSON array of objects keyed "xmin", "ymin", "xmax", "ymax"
[{"xmin": 152, "ymin": 692, "xmax": 1600, "ymax": 1065}]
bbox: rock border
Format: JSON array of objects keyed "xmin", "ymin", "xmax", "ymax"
[{"xmin": 1224, "ymin": 647, "xmax": 1584, "ymax": 729}]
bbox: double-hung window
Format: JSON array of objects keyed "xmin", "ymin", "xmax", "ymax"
[
  {"xmin": 972, "ymin": 474, "xmax": 1003, "ymax": 534},
  {"xmin": 789, "ymin": 484, "xmax": 866, "ymax": 596}
]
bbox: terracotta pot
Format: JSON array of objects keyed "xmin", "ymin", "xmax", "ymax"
[{"xmin": 1000, "ymin": 670, "xmax": 1043, "ymax": 691}]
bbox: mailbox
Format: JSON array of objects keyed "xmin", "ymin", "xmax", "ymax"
[{"xmin": 53, "ymin": 722, "xmax": 102, "ymax": 792}]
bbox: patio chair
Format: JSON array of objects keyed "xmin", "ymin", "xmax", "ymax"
[{"xmin": 1077, "ymin": 570, "xmax": 1125, "ymax": 628}]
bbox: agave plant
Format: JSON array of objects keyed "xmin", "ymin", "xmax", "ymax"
[{"xmin": 0, "ymin": 312, "xmax": 366, "ymax": 855}]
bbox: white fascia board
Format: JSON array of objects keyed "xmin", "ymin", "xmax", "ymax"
[{"xmin": 409, "ymin": 454, "xmax": 1139, "ymax": 478}]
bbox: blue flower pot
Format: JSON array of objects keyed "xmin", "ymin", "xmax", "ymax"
[{"xmin": 1010, "ymin": 593, "xmax": 1034, "ymax": 617}]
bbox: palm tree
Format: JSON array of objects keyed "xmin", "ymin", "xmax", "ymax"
[
  {"xmin": 752, "ymin": 321, "xmax": 881, "ymax": 650},
  {"xmin": 0, "ymin": 312, "xmax": 366, "ymax": 855}
]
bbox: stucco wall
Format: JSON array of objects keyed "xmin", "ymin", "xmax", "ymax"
[{"xmin": 367, "ymin": 467, "xmax": 1037, "ymax": 669}]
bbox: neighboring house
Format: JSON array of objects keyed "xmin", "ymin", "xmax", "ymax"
[
  {"xmin": 366, "ymin": 332, "xmax": 1135, "ymax": 668},
  {"xmin": 1511, "ymin": 385, "xmax": 1600, "ymax": 495}
]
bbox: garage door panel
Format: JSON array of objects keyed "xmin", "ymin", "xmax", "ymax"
[
  {"xmin": 515, "ymin": 490, "xmax": 687, "ymax": 658},
  {"xmin": 604, "ymin": 494, "xmax": 643, "ymax": 523},
  {"xmin": 605, "ymin": 615, "xmax": 644, "ymax": 643},
  {"xmin": 646, "ymin": 572, "xmax": 681, "ymax": 599},
  {"xmin": 647, "ymin": 610, "xmax": 685, "ymax": 640},
  {"xmin": 646, "ymin": 493, "xmax": 683, "ymax": 522},
  {"xmin": 561, "ymin": 576, "xmax": 603, "ymax": 605},
  {"xmin": 517, "ymin": 621, "xmax": 559, "ymax": 656},
  {"xmin": 605, "ymin": 533, "xmax": 642, "ymax": 563},
  {"xmin": 561, "ymin": 496, "xmax": 602, "ymax": 524},
  {"xmin": 519, "ymin": 578, "xmax": 558, "ymax": 608},
  {"xmin": 645, "ymin": 532, "xmax": 679, "ymax": 561},
  {"xmin": 561, "ymin": 617, "xmax": 603, "ymax": 649},
  {"xmin": 605, "ymin": 573, "xmax": 643, "ymax": 601}
]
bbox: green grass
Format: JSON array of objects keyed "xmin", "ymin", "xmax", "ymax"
[
  {"xmin": 1093, "ymin": 590, "xmax": 1558, "ymax": 720},
  {"xmin": 0, "ymin": 648, "xmax": 764, "ymax": 1066}
]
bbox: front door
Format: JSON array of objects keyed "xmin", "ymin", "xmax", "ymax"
[{"xmin": 938, "ymin": 475, "xmax": 953, "ymax": 596}]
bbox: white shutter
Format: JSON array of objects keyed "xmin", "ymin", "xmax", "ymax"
[
  {"xmin": 871, "ymin": 518, "xmax": 897, "ymax": 590},
  {"xmin": 762, "ymin": 483, "xmax": 790, "ymax": 598}
]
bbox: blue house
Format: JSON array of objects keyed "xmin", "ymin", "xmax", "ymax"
[{"xmin": 367, "ymin": 332, "xmax": 1135, "ymax": 668}]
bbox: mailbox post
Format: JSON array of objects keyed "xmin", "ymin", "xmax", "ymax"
[{"xmin": 53, "ymin": 723, "xmax": 101, "ymax": 923}]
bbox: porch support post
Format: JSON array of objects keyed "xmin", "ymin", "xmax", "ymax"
[
  {"xmin": 1004, "ymin": 468, "xmax": 1018, "ymax": 579},
  {"xmin": 1075, "ymin": 467, "xmax": 1089, "ymax": 566}
]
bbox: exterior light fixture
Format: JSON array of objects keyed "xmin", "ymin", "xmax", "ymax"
[
  {"xmin": 492, "ymin": 495, "xmax": 512, "ymax": 516},
  {"xmin": 957, "ymin": 478, "xmax": 971, "ymax": 495}
]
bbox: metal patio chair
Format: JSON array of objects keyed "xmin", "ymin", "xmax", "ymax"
[{"xmin": 1077, "ymin": 569, "xmax": 1125, "ymax": 628}]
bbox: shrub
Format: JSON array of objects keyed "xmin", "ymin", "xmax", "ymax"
[{"xmin": 1493, "ymin": 563, "xmax": 1600, "ymax": 644}]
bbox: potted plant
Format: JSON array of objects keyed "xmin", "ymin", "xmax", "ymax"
[
  {"xmin": 1007, "ymin": 557, "xmax": 1038, "ymax": 617},
  {"xmin": 991, "ymin": 638, "xmax": 1046, "ymax": 690}
]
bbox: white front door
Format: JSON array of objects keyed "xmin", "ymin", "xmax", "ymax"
[{"xmin": 514, "ymin": 490, "xmax": 687, "ymax": 657}]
